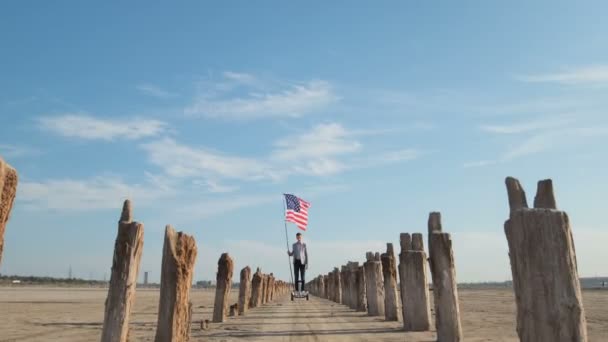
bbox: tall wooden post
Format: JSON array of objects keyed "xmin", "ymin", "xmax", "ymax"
[
  {"xmin": 0, "ymin": 157, "xmax": 17, "ymax": 268},
  {"xmin": 212, "ymin": 253, "xmax": 234, "ymax": 323},
  {"xmin": 238, "ymin": 266, "xmax": 251, "ymax": 315},
  {"xmin": 381, "ymin": 243, "xmax": 399, "ymax": 321},
  {"xmin": 154, "ymin": 225, "xmax": 197, "ymax": 342},
  {"xmin": 101, "ymin": 200, "xmax": 144, "ymax": 342},
  {"xmin": 249, "ymin": 268, "xmax": 263, "ymax": 308},
  {"xmin": 504, "ymin": 178, "xmax": 587, "ymax": 341},
  {"xmin": 399, "ymin": 233, "xmax": 431, "ymax": 331},
  {"xmin": 364, "ymin": 252, "xmax": 385, "ymax": 316},
  {"xmin": 428, "ymin": 212, "xmax": 462, "ymax": 341}
]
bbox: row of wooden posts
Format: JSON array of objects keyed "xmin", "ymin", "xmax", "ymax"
[
  {"xmin": 100, "ymin": 200, "xmax": 291, "ymax": 342},
  {"xmin": 0, "ymin": 158, "xmax": 591, "ymax": 342},
  {"xmin": 307, "ymin": 178, "xmax": 588, "ymax": 342}
]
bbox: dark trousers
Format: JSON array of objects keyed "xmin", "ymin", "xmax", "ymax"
[{"xmin": 294, "ymin": 259, "xmax": 306, "ymax": 291}]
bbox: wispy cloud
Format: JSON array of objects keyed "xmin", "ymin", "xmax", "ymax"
[
  {"xmin": 141, "ymin": 123, "xmax": 421, "ymax": 184},
  {"xmin": 516, "ymin": 65, "xmax": 608, "ymax": 85},
  {"xmin": 38, "ymin": 114, "xmax": 167, "ymax": 141},
  {"xmin": 136, "ymin": 84, "xmax": 177, "ymax": 99},
  {"xmin": 174, "ymin": 194, "xmax": 277, "ymax": 221},
  {"xmin": 466, "ymin": 119, "xmax": 608, "ymax": 167},
  {"xmin": 0, "ymin": 144, "xmax": 40, "ymax": 158},
  {"xmin": 479, "ymin": 117, "xmax": 575, "ymax": 134},
  {"xmin": 18, "ymin": 175, "xmax": 174, "ymax": 211},
  {"xmin": 185, "ymin": 74, "xmax": 337, "ymax": 120},
  {"xmin": 140, "ymin": 137, "xmax": 279, "ymax": 181},
  {"xmin": 272, "ymin": 123, "xmax": 360, "ymax": 176}
]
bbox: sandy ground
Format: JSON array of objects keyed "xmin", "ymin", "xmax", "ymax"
[{"xmin": 1, "ymin": 287, "xmax": 607, "ymax": 341}]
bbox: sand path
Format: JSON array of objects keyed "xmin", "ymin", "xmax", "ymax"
[{"xmin": 196, "ymin": 295, "xmax": 435, "ymax": 341}]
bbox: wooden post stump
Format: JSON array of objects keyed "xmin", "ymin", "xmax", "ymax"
[
  {"xmin": 238, "ymin": 266, "xmax": 251, "ymax": 315},
  {"xmin": 229, "ymin": 303, "xmax": 239, "ymax": 317},
  {"xmin": 101, "ymin": 200, "xmax": 144, "ymax": 342},
  {"xmin": 249, "ymin": 268, "xmax": 263, "ymax": 308},
  {"xmin": 154, "ymin": 225, "xmax": 197, "ymax": 342},
  {"xmin": 381, "ymin": 243, "xmax": 399, "ymax": 321},
  {"xmin": 340, "ymin": 265, "xmax": 349, "ymax": 306},
  {"xmin": 399, "ymin": 233, "xmax": 431, "ymax": 331},
  {"xmin": 0, "ymin": 157, "xmax": 17, "ymax": 268},
  {"xmin": 428, "ymin": 212, "xmax": 463, "ymax": 341},
  {"xmin": 212, "ymin": 253, "xmax": 234, "ymax": 323},
  {"xmin": 504, "ymin": 177, "xmax": 587, "ymax": 342}
]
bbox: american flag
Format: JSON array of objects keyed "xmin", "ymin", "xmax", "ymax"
[{"xmin": 284, "ymin": 194, "xmax": 310, "ymax": 231}]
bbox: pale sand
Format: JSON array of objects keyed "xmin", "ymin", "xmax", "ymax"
[{"xmin": 1, "ymin": 287, "xmax": 607, "ymax": 341}]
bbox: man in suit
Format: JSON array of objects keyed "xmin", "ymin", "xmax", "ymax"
[{"xmin": 288, "ymin": 232, "xmax": 308, "ymax": 292}]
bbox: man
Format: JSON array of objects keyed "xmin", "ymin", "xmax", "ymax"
[{"xmin": 287, "ymin": 232, "xmax": 308, "ymax": 292}]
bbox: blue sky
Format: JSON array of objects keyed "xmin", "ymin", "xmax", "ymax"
[{"xmin": 1, "ymin": 1, "xmax": 608, "ymax": 283}]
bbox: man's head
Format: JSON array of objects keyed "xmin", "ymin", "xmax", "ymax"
[{"xmin": 296, "ymin": 232, "xmax": 302, "ymax": 241}]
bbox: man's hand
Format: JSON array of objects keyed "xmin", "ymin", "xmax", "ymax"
[{"xmin": 305, "ymin": 263, "xmax": 309, "ymax": 270}]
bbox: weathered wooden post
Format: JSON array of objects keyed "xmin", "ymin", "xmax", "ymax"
[
  {"xmin": 428, "ymin": 212, "xmax": 463, "ymax": 341},
  {"xmin": 333, "ymin": 267, "xmax": 342, "ymax": 304},
  {"xmin": 212, "ymin": 253, "xmax": 234, "ymax": 323},
  {"xmin": 340, "ymin": 265, "xmax": 349, "ymax": 306},
  {"xmin": 101, "ymin": 200, "xmax": 144, "ymax": 342},
  {"xmin": 261, "ymin": 274, "xmax": 269, "ymax": 304},
  {"xmin": 347, "ymin": 262, "xmax": 358, "ymax": 310},
  {"xmin": 238, "ymin": 266, "xmax": 251, "ymax": 315},
  {"xmin": 356, "ymin": 265, "xmax": 367, "ymax": 312},
  {"xmin": 0, "ymin": 157, "xmax": 17, "ymax": 268},
  {"xmin": 504, "ymin": 178, "xmax": 587, "ymax": 341},
  {"xmin": 327, "ymin": 271, "xmax": 334, "ymax": 301},
  {"xmin": 364, "ymin": 252, "xmax": 385, "ymax": 316},
  {"xmin": 399, "ymin": 233, "xmax": 431, "ymax": 331},
  {"xmin": 249, "ymin": 268, "xmax": 263, "ymax": 308},
  {"xmin": 323, "ymin": 275, "xmax": 329, "ymax": 299},
  {"xmin": 154, "ymin": 225, "xmax": 197, "ymax": 342},
  {"xmin": 381, "ymin": 243, "xmax": 399, "ymax": 321},
  {"xmin": 267, "ymin": 273, "xmax": 275, "ymax": 302}
]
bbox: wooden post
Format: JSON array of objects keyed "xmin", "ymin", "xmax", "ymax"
[
  {"xmin": 327, "ymin": 272, "xmax": 334, "ymax": 301},
  {"xmin": 154, "ymin": 225, "xmax": 197, "ymax": 342},
  {"xmin": 212, "ymin": 253, "xmax": 234, "ymax": 323},
  {"xmin": 428, "ymin": 212, "xmax": 463, "ymax": 341},
  {"xmin": 267, "ymin": 274, "xmax": 275, "ymax": 302},
  {"xmin": 0, "ymin": 158, "xmax": 17, "ymax": 268},
  {"xmin": 504, "ymin": 177, "xmax": 587, "ymax": 341},
  {"xmin": 340, "ymin": 265, "xmax": 349, "ymax": 306},
  {"xmin": 356, "ymin": 265, "xmax": 367, "ymax": 312},
  {"xmin": 101, "ymin": 200, "xmax": 144, "ymax": 342},
  {"xmin": 238, "ymin": 266, "xmax": 251, "ymax": 315},
  {"xmin": 381, "ymin": 243, "xmax": 399, "ymax": 321},
  {"xmin": 261, "ymin": 274, "xmax": 268, "ymax": 304},
  {"xmin": 249, "ymin": 268, "xmax": 263, "ymax": 308},
  {"xmin": 364, "ymin": 252, "xmax": 385, "ymax": 316},
  {"xmin": 334, "ymin": 267, "xmax": 342, "ymax": 304},
  {"xmin": 399, "ymin": 233, "xmax": 431, "ymax": 331}
]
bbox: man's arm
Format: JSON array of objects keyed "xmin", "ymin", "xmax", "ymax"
[
  {"xmin": 305, "ymin": 244, "xmax": 309, "ymax": 267},
  {"xmin": 287, "ymin": 243, "xmax": 294, "ymax": 256}
]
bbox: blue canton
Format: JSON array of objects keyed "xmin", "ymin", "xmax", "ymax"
[{"xmin": 285, "ymin": 194, "xmax": 301, "ymax": 212}]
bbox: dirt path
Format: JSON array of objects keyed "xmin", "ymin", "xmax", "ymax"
[{"xmin": 195, "ymin": 296, "xmax": 435, "ymax": 341}]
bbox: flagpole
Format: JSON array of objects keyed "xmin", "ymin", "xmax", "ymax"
[{"xmin": 282, "ymin": 195, "xmax": 295, "ymax": 289}]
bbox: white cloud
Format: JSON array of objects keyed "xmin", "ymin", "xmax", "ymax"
[
  {"xmin": 38, "ymin": 114, "xmax": 167, "ymax": 141},
  {"xmin": 0, "ymin": 144, "xmax": 40, "ymax": 158},
  {"xmin": 516, "ymin": 65, "xmax": 608, "ymax": 85},
  {"xmin": 140, "ymin": 123, "xmax": 421, "ymax": 182},
  {"xmin": 222, "ymin": 71, "xmax": 257, "ymax": 85},
  {"xmin": 136, "ymin": 84, "xmax": 177, "ymax": 99},
  {"xmin": 174, "ymin": 194, "xmax": 277, "ymax": 221},
  {"xmin": 18, "ymin": 175, "xmax": 173, "ymax": 211},
  {"xmin": 185, "ymin": 80, "xmax": 337, "ymax": 120},
  {"xmin": 273, "ymin": 123, "xmax": 360, "ymax": 161},
  {"xmin": 199, "ymin": 180, "xmax": 239, "ymax": 193},
  {"xmin": 479, "ymin": 117, "xmax": 575, "ymax": 134},
  {"xmin": 140, "ymin": 137, "xmax": 279, "ymax": 181}
]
